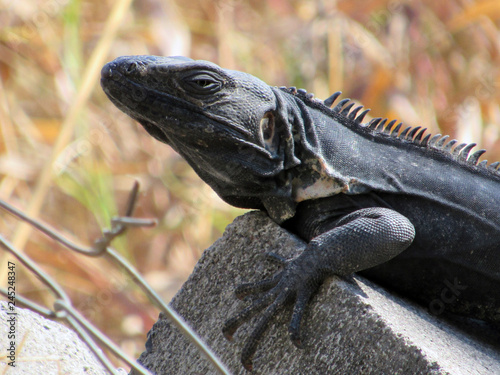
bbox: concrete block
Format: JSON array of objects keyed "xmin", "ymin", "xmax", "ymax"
[{"xmin": 134, "ymin": 211, "xmax": 500, "ymax": 374}]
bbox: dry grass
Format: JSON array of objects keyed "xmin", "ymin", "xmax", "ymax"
[{"xmin": 1, "ymin": 0, "xmax": 500, "ymax": 368}]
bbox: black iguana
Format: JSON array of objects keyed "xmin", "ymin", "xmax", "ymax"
[{"xmin": 100, "ymin": 55, "xmax": 500, "ymax": 371}]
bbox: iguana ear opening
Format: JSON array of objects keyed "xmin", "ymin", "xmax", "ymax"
[{"xmin": 260, "ymin": 112, "xmax": 279, "ymax": 155}]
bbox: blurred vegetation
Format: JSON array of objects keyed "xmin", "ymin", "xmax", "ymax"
[{"xmin": 1, "ymin": 0, "xmax": 500, "ymax": 367}]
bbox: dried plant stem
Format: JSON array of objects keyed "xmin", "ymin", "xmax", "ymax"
[{"xmin": 11, "ymin": 0, "xmax": 134, "ymax": 251}]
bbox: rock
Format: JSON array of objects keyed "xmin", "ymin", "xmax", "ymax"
[
  {"xmin": 0, "ymin": 301, "xmax": 128, "ymax": 375},
  {"xmin": 134, "ymin": 211, "xmax": 500, "ymax": 374}
]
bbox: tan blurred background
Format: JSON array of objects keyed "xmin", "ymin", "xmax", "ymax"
[{"xmin": 1, "ymin": 0, "xmax": 500, "ymax": 365}]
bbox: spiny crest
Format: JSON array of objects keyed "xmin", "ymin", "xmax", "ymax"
[
  {"xmin": 280, "ymin": 87, "xmax": 370, "ymax": 124},
  {"xmin": 327, "ymin": 91, "xmax": 497, "ymax": 172},
  {"xmin": 280, "ymin": 86, "xmax": 498, "ymax": 174}
]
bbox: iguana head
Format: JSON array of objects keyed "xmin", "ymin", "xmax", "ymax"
[{"xmin": 101, "ymin": 56, "xmax": 299, "ymax": 222}]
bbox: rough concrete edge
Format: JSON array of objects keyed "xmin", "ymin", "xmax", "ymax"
[{"xmin": 347, "ymin": 275, "xmax": 500, "ymax": 375}]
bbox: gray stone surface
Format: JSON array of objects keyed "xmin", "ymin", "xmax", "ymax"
[
  {"xmin": 134, "ymin": 211, "xmax": 500, "ymax": 375},
  {"xmin": 0, "ymin": 301, "xmax": 126, "ymax": 375}
]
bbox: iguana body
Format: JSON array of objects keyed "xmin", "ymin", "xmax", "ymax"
[{"xmin": 101, "ymin": 56, "xmax": 500, "ymax": 370}]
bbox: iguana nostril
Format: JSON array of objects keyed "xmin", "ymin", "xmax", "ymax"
[{"xmin": 126, "ymin": 62, "xmax": 138, "ymax": 74}]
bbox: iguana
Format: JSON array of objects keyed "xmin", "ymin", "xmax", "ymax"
[{"xmin": 100, "ymin": 55, "xmax": 500, "ymax": 371}]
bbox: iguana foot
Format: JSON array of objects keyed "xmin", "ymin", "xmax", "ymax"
[{"xmin": 222, "ymin": 252, "xmax": 324, "ymax": 371}]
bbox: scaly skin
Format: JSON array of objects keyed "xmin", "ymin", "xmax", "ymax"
[{"xmin": 101, "ymin": 56, "xmax": 500, "ymax": 370}]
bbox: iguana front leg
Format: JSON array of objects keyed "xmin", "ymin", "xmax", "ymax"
[{"xmin": 222, "ymin": 207, "xmax": 415, "ymax": 371}]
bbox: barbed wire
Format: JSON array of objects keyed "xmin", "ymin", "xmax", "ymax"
[{"xmin": 0, "ymin": 181, "xmax": 230, "ymax": 375}]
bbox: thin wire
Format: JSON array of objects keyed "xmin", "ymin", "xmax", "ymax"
[
  {"xmin": 0, "ymin": 183, "xmax": 156, "ymax": 257},
  {"xmin": 54, "ymin": 300, "xmax": 152, "ymax": 375},
  {"xmin": 0, "ymin": 235, "xmax": 149, "ymax": 375},
  {"xmin": 0, "ymin": 181, "xmax": 230, "ymax": 374},
  {"xmin": 106, "ymin": 248, "xmax": 232, "ymax": 374}
]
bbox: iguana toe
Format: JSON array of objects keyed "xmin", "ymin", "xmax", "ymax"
[{"xmin": 234, "ymin": 272, "xmax": 282, "ymax": 299}]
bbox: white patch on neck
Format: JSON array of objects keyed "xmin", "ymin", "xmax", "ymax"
[{"xmin": 293, "ymin": 175, "xmax": 345, "ymax": 202}]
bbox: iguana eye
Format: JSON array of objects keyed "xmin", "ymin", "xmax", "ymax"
[
  {"xmin": 183, "ymin": 73, "xmax": 222, "ymax": 93},
  {"xmin": 194, "ymin": 79, "xmax": 215, "ymax": 88}
]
